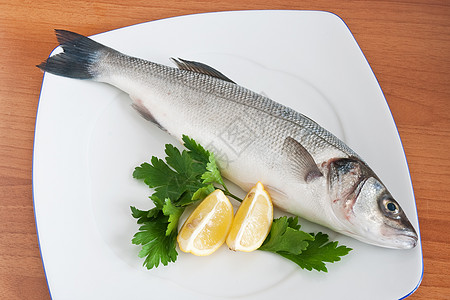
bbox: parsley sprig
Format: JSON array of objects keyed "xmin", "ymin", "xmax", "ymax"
[
  {"xmin": 131, "ymin": 135, "xmax": 351, "ymax": 272},
  {"xmin": 259, "ymin": 217, "xmax": 352, "ymax": 272},
  {"xmin": 131, "ymin": 135, "xmax": 234, "ymax": 269}
]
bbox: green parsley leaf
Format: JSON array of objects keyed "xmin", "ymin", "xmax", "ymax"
[
  {"xmin": 278, "ymin": 232, "xmax": 353, "ymax": 272},
  {"xmin": 131, "ymin": 206, "xmax": 160, "ymax": 224},
  {"xmin": 201, "ymin": 153, "xmax": 225, "ymax": 187},
  {"xmin": 259, "ymin": 217, "xmax": 351, "ymax": 272},
  {"xmin": 131, "ymin": 206, "xmax": 150, "ymax": 221},
  {"xmin": 192, "ymin": 184, "xmax": 216, "ymax": 201},
  {"xmin": 149, "ymin": 195, "xmax": 165, "ymax": 210},
  {"xmin": 181, "ymin": 135, "xmax": 238, "ymax": 201},
  {"xmin": 286, "ymin": 216, "xmax": 301, "ymax": 230},
  {"xmin": 165, "ymin": 144, "xmax": 206, "ymax": 179},
  {"xmin": 182, "ymin": 134, "xmax": 210, "ymax": 165},
  {"xmin": 162, "ymin": 198, "xmax": 185, "ymax": 236},
  {"xmin": 259, "ymin": 216, "xmax": 313, "ymax": 255},
  {"xmin": 133, "ymin": 158, "xmax": 173, "ymax": 188},
  {"xmin": 133, "ymin": 144, "xmax": 206, "ymax": 207},
  {"xmin": 131, "ymin": 211, "xmax": 178, "ymax": 269}
]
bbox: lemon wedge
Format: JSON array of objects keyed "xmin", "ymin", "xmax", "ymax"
[
  {"xmin": 226, "ymin": 181, "xmax": 273, "ymax": 252},
  {"xmin": 177, "ymin": 189, "xmax": 234, "ymax": 256}
]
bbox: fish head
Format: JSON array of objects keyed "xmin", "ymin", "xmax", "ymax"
[{"xmin": 328, "ymin": 158, "xmax": 418, "ymax": 249}]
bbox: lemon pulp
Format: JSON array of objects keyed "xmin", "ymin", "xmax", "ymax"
[
  {"xmin": 177, "ymin": 189, "xmax": 234, "ymax": 256},
  {"xmin": 226, "ymin": 182, "xmax": 273, "ymax": 252}
]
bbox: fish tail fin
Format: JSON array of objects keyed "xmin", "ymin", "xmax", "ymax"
[{"xmin": 37, "ymin": 30, "xmax": 109, "ymax": 79}]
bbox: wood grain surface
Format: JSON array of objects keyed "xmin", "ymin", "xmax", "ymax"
[{"xmin": 0, "ymin": 1, "xmax": 449, "ymax": 299}]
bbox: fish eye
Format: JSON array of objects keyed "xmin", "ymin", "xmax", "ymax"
[
  {"xmin": 382, "ymin": 198, "xmax": 401, "ymax": 217},
  {"xmin": 387, "ymin": 202, "xmax": 397, "ymax": 212}
]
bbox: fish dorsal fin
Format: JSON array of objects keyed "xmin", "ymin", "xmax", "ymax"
[
  {"xmin": 282, "ymin": 137, "xmax": 323, "ymax": 183},
  {"xmin": 171, "ymin": 58, "xmax": 235, "ymax": 83}
]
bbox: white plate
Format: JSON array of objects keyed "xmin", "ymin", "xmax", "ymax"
[{"xmin": 33, "ymin": 10, "xmax": 423, "ymax": 300}]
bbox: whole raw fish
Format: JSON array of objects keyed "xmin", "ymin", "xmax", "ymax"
[{"xmin": 37, "ymin": 30, "xmax": 418, "ymax": 249}]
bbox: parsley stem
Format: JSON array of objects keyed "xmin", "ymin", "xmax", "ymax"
[
  {"xmin": 222, "ymin": 189, "xmax": 243, "ymax": 202},
  {"xmin": 219, "ymin": 181, "xmax": 243, "ymax": 202}
]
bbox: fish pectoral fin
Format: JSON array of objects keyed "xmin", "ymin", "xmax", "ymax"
[
  {"xmin": 170, "ymin": 58, "xmax": 235, "ymax": 83},
  {"xmin": 282, "ymin": 136, "xmax": 323, "ymax": 183}
]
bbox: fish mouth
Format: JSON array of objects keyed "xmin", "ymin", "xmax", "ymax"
[
  {"xmin": 379, "ymin": 220, "xmax": 418, "ymax": 249},
  {"xmin": 383, "ymin": 230, "xmax": 418, "ymax": 249},
  {"xmin": 399, "ymin": 232, "xmax": 418, "ymax": 249}
]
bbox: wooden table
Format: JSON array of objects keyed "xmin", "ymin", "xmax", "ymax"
[{"xmin": 1, "ymin": 1, "xmax": 448, "ymax": 299}]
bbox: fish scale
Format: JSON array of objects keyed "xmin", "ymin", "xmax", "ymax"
[
  {"xmin": 112, "ymin": 53, "xmax": 353, "ymax": 160},
  {"xmin": 92, "ymin": 39, "xmax": 355, "ymax": 161}
]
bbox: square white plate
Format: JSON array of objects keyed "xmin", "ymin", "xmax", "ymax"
[{"xmin": 33, "ymin": 10, "xmax": 422, "ymax": 300}]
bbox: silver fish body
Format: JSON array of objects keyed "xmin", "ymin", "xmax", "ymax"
[{"xmin": 38, "ymin": 30, "xmax": 418, "ymax": 249}]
